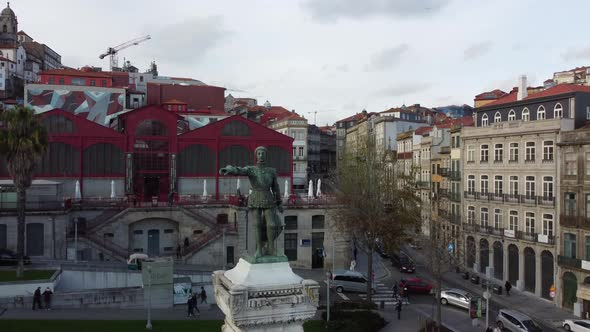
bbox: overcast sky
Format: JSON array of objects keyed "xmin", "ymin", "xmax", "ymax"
[{"xmin": 14, "ymin": 0, "xmax": 590, "ymax": 125}]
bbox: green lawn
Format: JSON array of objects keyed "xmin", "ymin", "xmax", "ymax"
[
  {"xmin": 0, "ymin": 270, "xmax": 56, "ymax": 282},
  {"xmin": 1, "ymin": 320, "xmax": 325, "ymax": 332}
]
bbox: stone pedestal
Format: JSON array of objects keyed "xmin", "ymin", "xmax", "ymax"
[{"xmin": 213, "ymin": 258, "xmax": 319, "ymax": 332}]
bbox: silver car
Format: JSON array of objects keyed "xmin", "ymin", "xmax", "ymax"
[
  {"xmin": 496, "ymin": 309, "xmax": 543, "ymax": 332},
  {"xmin": 440, "ymin": 288, "xmax": 471, "ymax": 310},
  {"xmin": 331, "ymin": 270, "xmax": 375, "ymax": 294}
]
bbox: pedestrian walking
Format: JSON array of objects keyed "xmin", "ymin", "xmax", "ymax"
[
  {"xmin": 176, "ymin": 245, "xmax": 181, "ymax": 259},
  {"xmin": 404, "ymin": 286, "xmax": 409, "ymax": 302},
  {"xmin": 200, "ymin": 286, "xmax": 207, "ymax": 304},
  {"xmin": 392, "ymin": 284, "xmax": 398, "ymax": 298},
  {"xmin": 505, "ymin": 280, "xmax": 512, "ymax": 296},
  {"xmin": 396, "ymin": 301, "xmax": 402, "ymax": 320},
  {"xmin": 32, "ymin": 287, "xmax": 42, "ymax": 310},
  {"xmin": 493, "ymin": 322, "xmax": 502, "ymax": 332},
  {"xmin": 42, "ymin": 287, "xmax": 53, "ymax": 310},
  {"xmin": 353, "ymin": 246, "xmax": 358, "ymax": 261},
  {"xmin": 184, "ymin": 237, "xmax": 190, "ymax": 250},
  {"xmin": 349, "ymin": 259, "xmax": 356, "ymax": 271},
  {"xmin": 187, "ymin": 293, "xmax": 194, "ymax": 318},
  {"xmin": 192, "ymin": 293, "xmax": 200, "ymax": 315}
]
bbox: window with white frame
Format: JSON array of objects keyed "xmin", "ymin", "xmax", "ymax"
[
  {"xmin": 509, "ymin": 143, "xmax": 519, "ymax": 162},
  {"xmin": 468, "ymin": 175, "xmax": 475, "ymax": 192},
  {"xmin": 586, "ymin": 194, "xmax": 590, "ymax": 219},
  {"xmin": 481, "ymin": 175, "xmax": 489, "ymax": 194},
  {"xmin": 467, "ymin": 145, "xmax": 475, "ymax": 162},
  {"xmin": 494, "ymin": 112, "xmax": 501, "ymax": 123},
  {"xmin": 508, "ymin": 109, "xmax": 516, "ymax": 121},
  {"xmin": 480, "ymin": 144, "xmax": 489, "ymax": 162},
  {"xmin": 494, "ymin": 143, "xmax": 503, "ymax": 161},
  {"xmin": 509, "ymin": 176, "xmax": 519, "ymax": 196},
  {"xmin": 494, "ymin": 175, "xmax": 503, "ymax": 195},
  {"xmin": 543, "ymin": 141, "xmax": 553, "ymax": 161},
  {"xmin": 481, "ymin": 207, "xmax": 489, "ymax": 227},
  {"xmin": 525, "ymin": 142, "xmax": 535, "ymax": 161},
  {"xmin": 522, "ymin": 108, "xmax": 530, "ymax": 121},
  {"xmin": 509, "ymin": 210, "xmax": 518, "ymax": 231},
  {"xmin": 543, "ymin": 176, "xmax": 553, "ymax": 199},
  {"xmin": 494, "ymin": 208, "xmax": 502, "ymax": 229},
  {"xmin": 586, "ymin": 153, "xmax": 590, "ymax": 176},
  {"xmin": 525, "ymin": 212, "xmax": 535, "ymax": 234},
  {"xmin": 554, "ymin": 103, "xmax": 563, "ymax": 118},
  {"xmin": 537, "ymin": 105, "xmax": 546, "ymax": 120},
  {"xmin": 481, "ymin": 114, "xmax": 488, "ymax": 126},
  {"xmin": 466, "ymin": 206, "xmax": 476, "ymax": 224},
  {"xmin": 525, "ymin": 176, "xmax": 535, "ymax": 198},
  {"xmin": 566, "ymin": 153, "xmax": 577, "ymax": 175},
  {"xmin": 543, "ymin": 214, "xmax": 554, "ymax": 238}
]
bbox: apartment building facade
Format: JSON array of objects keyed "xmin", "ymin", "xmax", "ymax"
[{"xmin": 462, "ymin": 80, "xmax": 590, "ymax": 306}]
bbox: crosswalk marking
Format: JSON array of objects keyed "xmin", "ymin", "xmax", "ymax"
[{"xmin": 336, "ymin": 292, "xmax": 349, "ymax": 300}]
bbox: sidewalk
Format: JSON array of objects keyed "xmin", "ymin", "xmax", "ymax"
[
  {"xmin": 406, "ymin": 246, "xmax": 572, "ymax": 330},
  {"xmin": 0, "ymin": 305, "xmax": 224, "ymax": 320}
]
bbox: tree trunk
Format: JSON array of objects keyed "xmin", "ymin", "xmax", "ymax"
[
  {"xmin": 366, "ymin": 247, "xmax": 373, "ymax": 303},
  {"xmin": 16, "ymin": 187, "xmax": 26, "ymax": 278}
]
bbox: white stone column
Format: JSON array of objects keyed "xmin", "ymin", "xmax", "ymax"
[{"xmin": 517, "ymin": 247, "xmax": 525, "ymax": 290}]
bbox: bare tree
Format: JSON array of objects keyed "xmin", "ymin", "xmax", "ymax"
[{"xmin": 330, "ymin": 136, "xmax": 421, "ymax": 302}]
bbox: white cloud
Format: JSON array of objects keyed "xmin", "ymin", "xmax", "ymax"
[
  {"xmin": 562, "ymin": 46, "xmax": 590, "ymax": 61},
  {"xmin": 374, "ymin": 82, "xmax": 433, "ymax": 97},
  {"xmin": 463, "ymin": 41, "xmax": 493, "ymax": 61},
  {"xmin": 364, "ymin": 44, "xmax": 409, "ymax": 71},
  {"xmin": 303, "ymin": 0, "xmax": 451, "ymax": 22}
]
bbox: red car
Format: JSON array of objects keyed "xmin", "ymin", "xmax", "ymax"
[{"xmin": 399, "ymin": 278, "xmax": 433, "ymax": 294}]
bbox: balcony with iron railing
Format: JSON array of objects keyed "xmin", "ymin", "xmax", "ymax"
[
  {"xmin": 450, "ymin": 213, "xmax": 461, "ymax": 225},
  {"xmin": 558, "ymin": 255, "xmax": 582, "ymax": 270},
  {"xmin": 464, "ymin": 191, "xmax": 476, "ymax": 199},
  {"xmin": 450, "ymin": 171, "xmax": 461, "ymax": 181},
  {"xmin": 440, "ymin": 168, "xmax": 449, "ymax": 177},
  {"xmin": 450, "ymin": 192, "xmax": 461, "ymax": 202},
  {"xmin": 417, "ymin": 181, "xmax": 431, "ymax": 189}
]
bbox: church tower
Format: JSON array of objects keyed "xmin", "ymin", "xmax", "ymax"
[{"xmin": 0, "ymin": 2, "xmax": 17, "ymax": 45}]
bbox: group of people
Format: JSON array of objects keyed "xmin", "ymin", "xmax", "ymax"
[
  {"xmin": 392, "ymin": 282, "xmax": 409, "ymax": 320},
  {"xmin": 32, "ymin": 287, "xmax": 53, "ymax": 311},
  {"xmin": 186, "ymin": 286, "xmax": 207, "ymax": 318}
]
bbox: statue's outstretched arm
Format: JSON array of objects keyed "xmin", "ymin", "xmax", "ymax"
[{"xmin": 219, "ymin": 165, "xmax": 250, "ymax": 176}]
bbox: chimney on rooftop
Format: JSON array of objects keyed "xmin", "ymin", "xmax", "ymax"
[{"xmin": 517, "ymin": 75, "xmax": 528, "ymax": 101}]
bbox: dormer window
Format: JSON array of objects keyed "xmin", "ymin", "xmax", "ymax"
[
  {"xmin": 554, "ymin": 103, "xmax": 563, "ymax": 119},
  {"xmin": 537, "ymin": 106, "xmax": 546, "ymax": 120},
  {"xmin": 508, "ymin": 109, "xmax": 516, "ymax": 121},
  {"xmin": 522, "ymin": 108, "xmax": 530, "ymax": 121},
  {"xmin": 481, "ymin": 114, "xmax": 488, "ymax": 127},
  {"xmin": 494, "ymin": 112, "xmax": 501, "ymax": 123}
]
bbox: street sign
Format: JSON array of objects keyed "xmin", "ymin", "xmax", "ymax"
[{"xmin": 483, "ymin": 291, "xmax": 490, "ymax": 300}]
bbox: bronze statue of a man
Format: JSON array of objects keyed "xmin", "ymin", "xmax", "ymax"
[{"xmin": 219, "ymin": 146, "xmax": 285, "ymax": 262}]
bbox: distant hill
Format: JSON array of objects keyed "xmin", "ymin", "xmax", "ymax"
[{"xmin": 432, "ymin": 104, "xmax": 473, "ymax": 119}]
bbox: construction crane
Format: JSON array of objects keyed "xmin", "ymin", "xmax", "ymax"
[
  {"xmin": 307, "ymin": 109, "xmax": 339, "ymax": 125},
  {"xmin": 99, "ymin": 35, "xmax": 151, "ymax": 71}
]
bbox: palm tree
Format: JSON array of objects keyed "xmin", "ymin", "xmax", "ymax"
[{"xmin": 0, "ymin": 106, "xmax": 47, "ymax": 277}]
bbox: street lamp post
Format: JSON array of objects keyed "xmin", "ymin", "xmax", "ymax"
[
  {"xmin": 74, "ymin": 217, "xmax": 78, "ymax": 263},
  {"xmin": 146, "ymin": 265, "xmax": 152, "ymax": 330},
  {"xmin": 484, "ymin": 285, "xmax": 491, "ymax": 330},
  {"xmin": 325, "ymin": 271, "xmax": 331, "ymax": 322}
]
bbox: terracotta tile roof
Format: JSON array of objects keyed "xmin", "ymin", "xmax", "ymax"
[
  {"xmin": 184, "ymin": 108, "xmax": 227, "ymax": 116},
  {"xmin": 414, "ymin": 126, "xmax": 432, "ymax": 135},
  {"xmin": 481, "ymin": 84, "xmax": 590, "ymax": 108},
  {"xmin": 435, "ymin": 116, "xmax": 474, "ymax": 128},
  {"xmin": 0, "ymin": 56, "xmax": 15, "ymax": 63}
]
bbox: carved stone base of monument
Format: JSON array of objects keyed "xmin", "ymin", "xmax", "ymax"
[{"xmin": 213, "ymin": 258, "xmax": 320, "ymax": 332}]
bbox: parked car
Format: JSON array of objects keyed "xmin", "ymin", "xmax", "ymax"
[
  {"xmin": 440, "ymin": 288, "xmax": 471, "ymax": 310},
  {"xmin": 399, "ymin": 277, "xmax": 432, "ymax": 294},
  {"xmin": 563, "ymin": 319, "xmax": 590, "ymax": 331},
  {"xmin": 0, "ymin": 249, "xmax": 31, "ymax": 266},
  {"xmin": 496, "ymin": 309, "xmax": 543, "ymax": 332},
  {"xmin": 331, "ymin": 270, "xmax": 375, "ymax": 294},
  {"xmin": 439, "ymin": 288, "xmax": 486, "ymax": 313}
]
